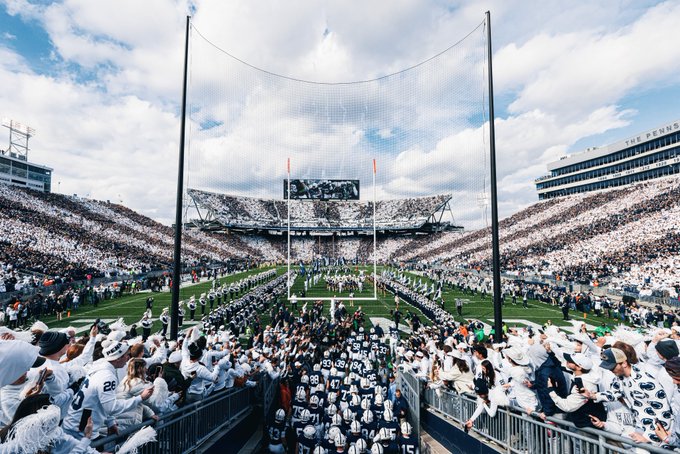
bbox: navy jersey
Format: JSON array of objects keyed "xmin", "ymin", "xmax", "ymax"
[
  {"xmin": 398, "ymin": 436, "xmax": 419, "ymax": 454},
  {"xmin": 309, "ymin": 371, "xmax": 323, "ymax": 387},
  {"xmin": 379, "ymin": 419, "xmax": 400, "ymax": 441},
  {"xmin": 292, "ymin": 420, "xmax": 307, "ymax": 440},
  {"xmin": 296, "ymin": 437, "xmax": 316, "ymax": 454},
  {"xmin": 350, "ymin": 360, "xmax": 363, "ymax": 374},
  {"xmin": 339, "ymin": 384, "xmax": 352, "ymax": 402},
  {"xmin": 335, "ymin": 358, "xmax": 347, "ymax": 371},
  {"xmin": 328, "ymin": 375, "xmax": 342, "ymax": 391},
  {"xmin": 361, "ymin": 421, "xmax": 378, "ymax": 441},
  {"xmin": 267, "ymin": 421, "xmax": 286, "ymax": 445},
  {"xmin": 292, "ymin": 401, "xmax": 307, "ymax": 421},
  {"xmin": 308, "ymin": 407, "xmax": 322, "ymax": 425},
  {"xmin": 321, "ymin": 358, "xmax": 333, "ymax": 371}
]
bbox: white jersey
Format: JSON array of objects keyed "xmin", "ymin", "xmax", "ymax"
[{"xmin": 63, "ymin": 359, "xmax": 143, "ymax": 437}]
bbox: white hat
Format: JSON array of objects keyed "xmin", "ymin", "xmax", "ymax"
[
  {"xmin": 0, "ymin": 340, "xmax": 44, "ymax": 387},
  {"xmin": 102, "ymin": 339, "xmax": 129, "ymax": 361},
  {"xmin": 30, "ymin": 321, "xmax": 49, "ymax": 333},
  {"xmin": 505, "ymin": 348, "xmax": 531, "ymax": 366},
  {"xmin": 168, "ymin": 351, "xmax": 182, "ymax": 363}
]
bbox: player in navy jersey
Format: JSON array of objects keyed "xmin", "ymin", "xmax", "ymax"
[
  {"xmin": 292, "ymin": 389, "xmax": 309, "ymax": 423},
  {"xmin": 328, "ymin": 370, "xmax": 343, "ymax": 392},
  {"xmin": 360, "ymin": 410, "xmax": 378, "ymax": 441},
  {"xmin": 378, "ymin": 408, "xmax": 400, "ymax": 442},
  {"xmin": 397, "ymin": 422, "xmax": 419, "ymax": 454},
  {"xmin": 267, "ymin": 408, "xmax": 287, "ymax": 453},
  {"xmin": 346, "ymin": 420, "xmax": 363, "ymax": 446},
  {"xmin": 296, "ymin": 425, "xmax": 317, "ymax": 454}
]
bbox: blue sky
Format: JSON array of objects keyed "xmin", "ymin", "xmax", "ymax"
[{"xmin": 0, "ymin": 0, "xmax": 679, "ymax": 227}]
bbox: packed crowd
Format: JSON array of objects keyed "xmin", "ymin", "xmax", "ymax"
[
  {"xmin": 0, "ymin": 270, "xmax": 287, "ymax": 453},
  {"xmin": 188, "ymin": 188, "xmax": 449, "ymax": 231},
  {"xmin": 0, "ymin": 183, "xmax": 255, "ymax": 280}
]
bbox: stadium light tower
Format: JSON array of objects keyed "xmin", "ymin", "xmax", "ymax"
[{"xmin": 2, "ymin": 118, "xmax": 35, "ymax": 161}]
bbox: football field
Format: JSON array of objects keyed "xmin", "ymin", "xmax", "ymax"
[{"xmin": 40, "ymin": 266, "xmax": 618, "ymax": 337}]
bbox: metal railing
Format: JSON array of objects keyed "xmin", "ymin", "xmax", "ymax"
[
  {"xmin": 91, "ymin": 385, "xmax": 253, "ymax": 454},
  {"xmin": 421, "ymin": 384, "xmax": 671, "ymax": 454},
  {"xmin": 396, "ymin": 369, "xmax": 421, "ymax": 444}
]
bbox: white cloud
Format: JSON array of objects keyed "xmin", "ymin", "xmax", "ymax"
[{"xmin": 0, "ymin": 0, "xmax": 679, "ymax": 230}]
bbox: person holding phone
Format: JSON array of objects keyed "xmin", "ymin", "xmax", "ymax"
[
  {"xmin": 62, "ymin": 339, "xmax": 154, "ymax": 440},
  {"xmin": 548, "ymin": 352, "xmax": 606, "ymax": 429}
]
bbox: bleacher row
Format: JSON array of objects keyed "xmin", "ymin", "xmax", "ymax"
[
  {"xmin": 3, "ymin": 177, "xmax": 680, "ymax": 296},
  {"xmin": 188, "ymin": 189, "xmax": 450, "ymax": 230}
]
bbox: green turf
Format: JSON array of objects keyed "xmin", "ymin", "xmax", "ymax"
[
  {"xmin": 41, "ymin": 265, "xmax": 619, "ymax": 335},
  {"xmin": 43, "ymin": 266, "xmax": 281, "ymax": 332}
]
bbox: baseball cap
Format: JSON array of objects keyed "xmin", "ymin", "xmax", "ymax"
[
  {"xmin": 599, "ymin": 348, "xmax": 626, "ymax": 371},
  {"xmin": 473, "ymin": 377, "xmax": 489, "ymax": 395},
  {"xmin": 563, "ymin": 352, "xmax": 593, "ymax": 370}
]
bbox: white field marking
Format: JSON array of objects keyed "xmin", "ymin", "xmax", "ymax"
[
  {"xmin": 369, "ymin": 317, "xmax": 412, "ymax": 334},
  {"xmin": 68, "ymin": 318, "xmax": 201, "ymax": 335},
  {"xmin": 487, "ymin": 319, "xmax": 597, "ymax": 332}
]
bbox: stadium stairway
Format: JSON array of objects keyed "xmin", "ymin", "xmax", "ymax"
[{"xmin": 420, "ymin": 408, "xmax": 502, "ymax": 454}]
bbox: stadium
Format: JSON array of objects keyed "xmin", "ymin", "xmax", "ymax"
[{"xmin": 2, "ymin": 7, "xmax": 680, "ymax": 454}]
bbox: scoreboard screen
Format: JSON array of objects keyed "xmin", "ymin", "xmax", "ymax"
[{"xmin": 284, "ymin": 179, "xmax": 360, "ymax": 200}]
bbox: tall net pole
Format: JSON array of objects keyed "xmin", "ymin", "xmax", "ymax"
[
  {"xmin": 486, "ymin": 11, "xmax": 503, "ymax": 342},
  {"xmin": 170, "ymin": 15, "xmax": 191, "ymax": 341}
]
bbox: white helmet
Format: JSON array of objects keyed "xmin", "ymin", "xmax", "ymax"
[
  {"xmin": 361, "ymin": 399, "xmax": 371, "ymax": 411},
  {"xmin": 361, "ymin": 378, "xmax": 370, "ymax": 389},
  {"xmin": 341, "ymin": 352, "xmax": 348, "ymax": 359},
  {"xmin": 351, "ymin": 394, "xmax": 361, "ymax": 407},
  {"xmin": 330, "ymin": 367, "xmax": 338, "ymax": 375},
  {"xmin": 275, "ymin": 408, "xmax": 285, "ymax": 422},
  {"xmin": 296, "ymin": 389, "xmax": 307, "ymax": 401},
  {"xmin": 374, "ymin": 394, "xmax": 384, "ymax": 405},
  {"xmin": 359, "ymin": 327, "xmax": 365, "ymax": 333},
  {"xmin": 360, "ymin": 409, "xmax": 374, "ymax": 424},
  {"xmin": 316, "ymin": 383, "xmax": 325, "ymax": 393},
  {"xmin": 383, "ymin": 408, "xmax": 393, "ymax": 422},
  {"xmin": 348, "ymin": 446, "xmax": 360, "ymax": 454},
  {"xmin": 301, "ymin": 375, "xmax": 310, "ymax": 384},
  {"xmin": 334, "ymin": 433, "xmax": 346, "ymax": 448},
  {"xmin": 349, "ymin": 385, "xmax": 359, "ymax": 394},
  {"xmin": 309, "ymin": 395, "xmax": 320, "ymax": 409},
  {"xmin": 374, "ymin": 386, "xmax": 383, "ymax": 396},
  {"xmin": 313, "ymin": 363, "xmax": 321, "ymax": 372},
  {"xmin": 377, "ymin": 427, "xmax": 391, "ymax": 441},
  {"xmin": 327, "ymin": 392, "xmax": 337, "ymax": 404},
  {"xmin": 343, "ymin": 408, "xmax": 354, "ymax": 423},
  {"xmin": 401, "ymin": 421, "xmax": 412, "ymax": 436},
  {"xmin": 350, "ymin": 420, "xmax": 361, "ymax": 433},
  {"xmin": 371, "ymin": 443, "xmax": 384, "ymax": 454},
  {"xmin": 324, "ymin": 350, "xmax": 330, "ymax": 358},
  {"xmin": 303, "ymin": 425, "xmax": 316, "ymax": 439},
  {"xmin": 383, "ymin": 400, "xmax": 393, "ymax": 411},
  {"xmin": 300, "ymin": 408, "xmax": 311, "ymax": 423},
  {"xmin": 370, "ymin": 328, "xmax": 375, "ymax": 334},
  {"xmin": 326, "ymin": 404, "xmax": 338, "ymax": 416},
  {"xmin": 331, "ymin": 414, "xmax": 342, "ymax": 426},
  {"xmin": 328, "ymin": 426, "xmax": 341, "ymax": 441},
  {"xmin": 355, "ymin": 438, "xmax": 368, "ymax": 453},
  {"xmin": 344, "ymin": 377, "xmax": 352, "ymax": 385},
  {"xmin": 313, "ymin": 447, "xmax": 327, "ymax": 454}
]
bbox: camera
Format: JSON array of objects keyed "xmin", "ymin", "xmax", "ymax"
[{"xmin": 95, "ymin": 319, "xmax": 111, "ymax": 335}]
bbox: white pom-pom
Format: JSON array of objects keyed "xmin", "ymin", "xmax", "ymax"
[
  {"xmin": 7, "ymin": 404, "xmax": 62, "ymax": 453},
  {"xmin": 0, "ymin": 326, "xmax": 34, "ymax": 343},
  {"xmin": 612, "ymin": 326, "xmax": 645, "ymax": 346},
  {"xmin": 116, "ymin": 425, "xmax": 157, "ymax": 454},
  {"xmin": 148, "ymin": 377, "xmax": 169, "ymax": 409}
]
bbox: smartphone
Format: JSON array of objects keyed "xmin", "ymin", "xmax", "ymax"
[
  {"xmin": 573, "ymin": 377, "xmax": 584, "ymax": 391},
  {"xmin": 79, "ymin": 408, "xmax": 92, "ymax": 432}
]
